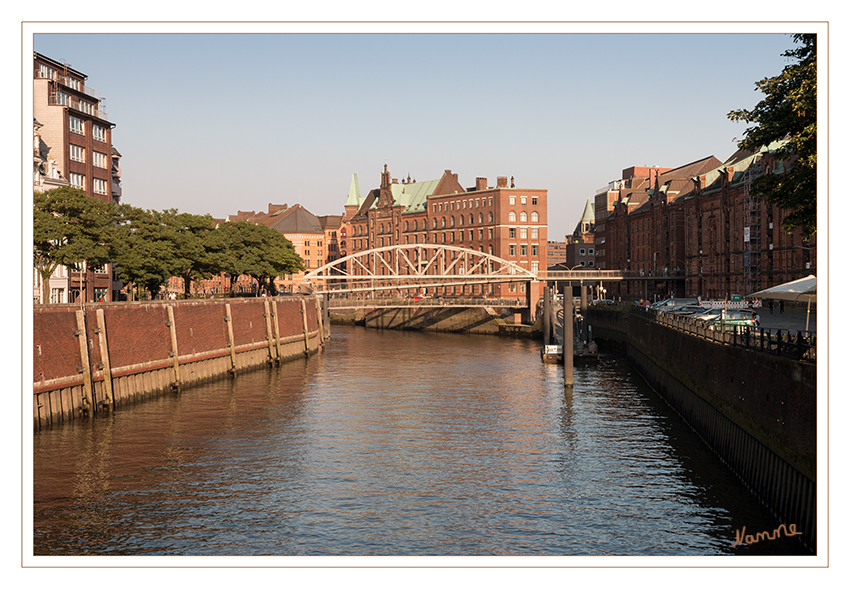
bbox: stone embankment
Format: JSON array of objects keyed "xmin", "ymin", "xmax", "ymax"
[
  {"xmin": 33, "ymin": 296, "xmax": 329, "ymax": 429},
  {"xmin": 589, "ymin": 305, "xmax": 817, "ymax": 553}
]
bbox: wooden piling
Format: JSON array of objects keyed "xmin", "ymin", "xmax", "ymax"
[
  {"xmin": 75, "ymin": 310, "xmax": 94, "ymax": 413},
  {"xmin": 95, "ymin": 309, "xmax": 115, "ymax": 408},
  {"xmin": 300, "ymin": 298, "xmax": 310, "ymax": 356},
  {"xmin": 225, "ymin": 303, "xmax": 237, "ymax": 374},
  {"xmin": 166, "ymin": 306, "xmax": 181, "ymax": 390}
]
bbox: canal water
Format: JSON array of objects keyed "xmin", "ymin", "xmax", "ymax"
[{"xmin": 32, "ymin": 325, "xmax": 807, "ymax": 557}]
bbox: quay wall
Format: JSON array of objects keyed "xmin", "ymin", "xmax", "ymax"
[
  {"xmin": 588, "ymin": 307, "xmax": 817, "ymax": 552},
  {"xmin": 33, "ymin": 296, "xmax": 328, "ymax": 430},
  {"xmin": 330, "ymin": 306, "xmax": 539, "ymax": 338}
]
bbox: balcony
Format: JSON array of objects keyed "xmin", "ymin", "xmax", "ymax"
[{"xmin": 37, "ymin": 69, "xmax": 109, "ymax": 122}]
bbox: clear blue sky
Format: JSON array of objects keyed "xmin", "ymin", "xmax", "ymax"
[{"xmin": 33, "ymin": 31, "xmax": 796, "ymax": 239}]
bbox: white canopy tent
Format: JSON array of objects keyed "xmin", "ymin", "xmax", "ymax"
[{"xmin": 746, "ymin": 275, "xmax": 816, "ymax": 331}]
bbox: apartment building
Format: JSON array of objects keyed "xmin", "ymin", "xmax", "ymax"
[{"xmin": 33, "ymin": 52, "xmax": 120, "ymax": 303}]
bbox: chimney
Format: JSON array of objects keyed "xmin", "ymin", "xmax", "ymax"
[
  {"xmin": 475, "ymin": 177, "xmax": 487, "ymax": 191},
  {"xmin": 497, "ymin": 176, "xmax": 508, "ymax": 188}
]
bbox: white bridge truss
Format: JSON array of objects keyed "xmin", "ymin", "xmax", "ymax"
[{"xmin": 303, "ymin": 244, "xmax": 537, "ymax": 295}]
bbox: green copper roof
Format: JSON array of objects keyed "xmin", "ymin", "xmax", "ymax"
[
  {"xmin": 579, "ymin": 197, "xmax": 595, "ymax": 223},
  {"xmin": 345, "ymin": 173, "xmax": 362, "ymax": 208}
]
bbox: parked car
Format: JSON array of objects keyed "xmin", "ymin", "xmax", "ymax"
[
  {"xmin": 704, "ymin": 309, "xmax": 760, "ymax": 330},
  {"xmin": 651, "ymin": 298, "xmax": 700, "ymax": 310},
  {"xmin": 666, "ymin": 304, "xmax": 706, "ymax": 315}
]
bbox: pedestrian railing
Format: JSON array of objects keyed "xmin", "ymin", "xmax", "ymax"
[{"xmin": 631, "ymin": 305, "xmax": 816, "ymax": 362}]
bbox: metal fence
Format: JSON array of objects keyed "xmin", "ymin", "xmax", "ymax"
[{"xmin": 632, "ymin": 305, "xmax": 816, "ymax": 363}]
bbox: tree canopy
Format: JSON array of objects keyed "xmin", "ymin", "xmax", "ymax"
[
  {"xmin": 35, "ymin": 188, "xmax": 306, "ymax": 302},
  {"xmin": 728, "ymin": 34, "xmax": 816, "ymax": 236},
  {"xmin": 214, "ymin": 221, "xmax": 304, "ymax": 295},
  {"xmin": 33, "ymin": 187, "xmax": 116, "ymax": 303}
]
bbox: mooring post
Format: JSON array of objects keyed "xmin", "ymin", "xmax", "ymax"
[
  {"xmin": 580, "ymin": 284, "xmax": 588, "ymax": 344},
  {"xmin": 564, "ymin": 296, "xmax": 574, "ymax": 387}
]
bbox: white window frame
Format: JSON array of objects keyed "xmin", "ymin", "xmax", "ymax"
[
  {"xmin": 93, "ymin": 151, "xmax": 108, "ymax": 169},
  {"xmin": 69, "ymin": 116, "xmax": 84, "ymax": 135},
  {"xmin": 93, "ymin": 178, "xmax": 108, "ymax": 195},
  {"xmin": 70, "ymin": 173, "xmax": 85, "ymax": 189},
  {"xmin": 92, "ymin": 125, "xmax": 106, "ymax": 142},
  {"xmin": 70, "ymin": 144, "xmax": 85, "ymax": 163}
]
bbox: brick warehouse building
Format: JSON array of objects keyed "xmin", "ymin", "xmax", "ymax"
[
  {"xmin": 344, "ymin": 164, "xmax": 548, "ymax": 302},
  {"xmin": 33, "ymin": 52, "xmax": 122, "ymax": 303},
  {"xmin": 596, "ymin": 143, "xmax": 815, "ymax": 301}
]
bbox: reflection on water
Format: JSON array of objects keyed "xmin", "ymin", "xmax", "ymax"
[{"xmin": 33, "ymin": 325, "xmax": 805, "ymax": 556}]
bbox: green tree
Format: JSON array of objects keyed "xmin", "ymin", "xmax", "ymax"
[
  {"xmin": 160, "ymin": 209, "xmax": 218, "ymax": 297},
  {"xmin": 112, "ymin": 205, "xmax": 179, "ymax": 300},
  {"xmin": 728, "ymin": 33, "xmax": 816, "ymax": 236},
  {"xmin": 215, "ymin": 221, "xmax": 304, "ymax": 296},
  {"xmin": 33, "ymin": 187, "xmax": 116, "ymax": 304}
]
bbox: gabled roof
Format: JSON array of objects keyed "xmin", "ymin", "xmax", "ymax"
[{"xmin": 267, "ymin": 204, "xmax": 324, "ymax": 235}]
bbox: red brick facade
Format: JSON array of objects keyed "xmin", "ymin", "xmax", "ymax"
[
  {"xmin": 596, "ymin": 147, "xmax": 815, "ymax": 301},
  {"xmin": 346, "ymin": 166, "xmax": 548, "ymax": 301}
]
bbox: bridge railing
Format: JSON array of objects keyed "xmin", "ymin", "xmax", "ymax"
[
  {"xmin": 631, "ymin": 305, "xmax": 816, "ymax": 362},
  {"xmin": 328, "ymin": 296, "xmax": 528, "ymax": 309}
]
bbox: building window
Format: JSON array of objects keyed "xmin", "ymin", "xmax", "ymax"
[
  {"xmin": 69, "ymin": 116, "xmax": 84, "ymax": 135},
  {"xmin": 79, "ymin": 101, "xmax": 93, "ymax": 115},
  {"xmin": 532, "ymin": 197, "xmax": 538, "ymax": 206},
  {"xmin": 93, "ymin": 178, "xmax": 108, "ymax": 195},
  {"xmin": 531, "ymin": 228, "xmax": 539, "ymax": 239},
  {"xmin": 509, "ymin": 196, "xmax": 516, "ymax": 205},
  {"xmin": 508, "ymin": 212, "xmax": 516, "ymax": 222},
  {"xmin": 50, "ymin": 288, "xmax": 65, "ymax": 304},
  {"xmin": 489, "ymin": 212, "xmax": 494, "ymax": 223},
  {"xmin": 69, "ymin": 173, "xmax": 85, "ymax": 189},
  {"xmin": 56, "ymin": 91, "xmax": 70, "ymax": 106},
  {"xmin": 489, "ymin": 228, "xmax": 494, "ymax": 239},
  {"xmin": 509, "ymin": 245, "xmax": 516, "ymax": 256},
  {"xmin": 532, "ymin": 245, "xmax": 538, "ymax": 256},
  {"xmin": 520, "ymin": 228, "xmax": 527, "ymax": 239},
  {"xmin": 520, "ymin": 245, "xmax": 528, "ymax": 256},
  {"xmin": 521, "ymin": 196, "xmax": 527, "ymax": 205},
  {"xmin": 531, "ymin": 212, "xmax": 539, "ymax": 222},
  {"xmin": 520, "ymin": 212, "xmax": 528, "ymax": 222},
  {"xmin": 93, "ymin": 151, "xmax": 108, "ymax": 168},
  {"xmin": 531, "ymin": 261, "xmax": 539, "ymax": 273},
  {"xmin": 70, "ymin": 144, "xmax": 85, "ymax": 163},
  {"xmin": 580, "ymin": 248, "xmax": 586, "ymax": 255},
  {"xmin": 589, "ymin": 248, "xmax": 594, "ymax": 256},
  {"xmin": 93, "ymin": 125, "xmax": 106, "ymax": 142},
  {"xmin": 509, "ymin": 228, "xmax": 516, "ymax": 238}
]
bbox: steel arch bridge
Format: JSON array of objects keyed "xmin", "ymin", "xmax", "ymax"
[{"xmin": 303, "ymin": 244, "xmax": 537, "ymax": 296}]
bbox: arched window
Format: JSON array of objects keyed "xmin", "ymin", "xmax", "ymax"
[
  {"xmin": 469, "ymin": 214, "xmax": 474, "ymax": 225},
  {"xmin": 442, "ymin": 217, "xmax": 447, "ymax": 228},
  {"xmin": 478, "ymin": 213, "xmax": 484, "ymax": 224},
  {"xmin": 508, "ymin": 212, "xmax": 516, "ymax": 222},
  {"xmin": 405, "ymin": 221, "xmax": 409, "ymax": 231},
  {"xmin": 520, "ymin": 212, "xmax": 528, "ymax": 222},
  {"xmin": 450, "ymin": 216, "xmax": 455, "ymax": 227},
  {"xmin": 489, "ymin": 212, "xmax": 494, "ymax": 223},
  {"xmin": 459, "ymin": 215, "xmax": 464, "ymax": 226},
  {"xmin": 531, "ymin": 212, "xmax": 539, "ymax": 222}
]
